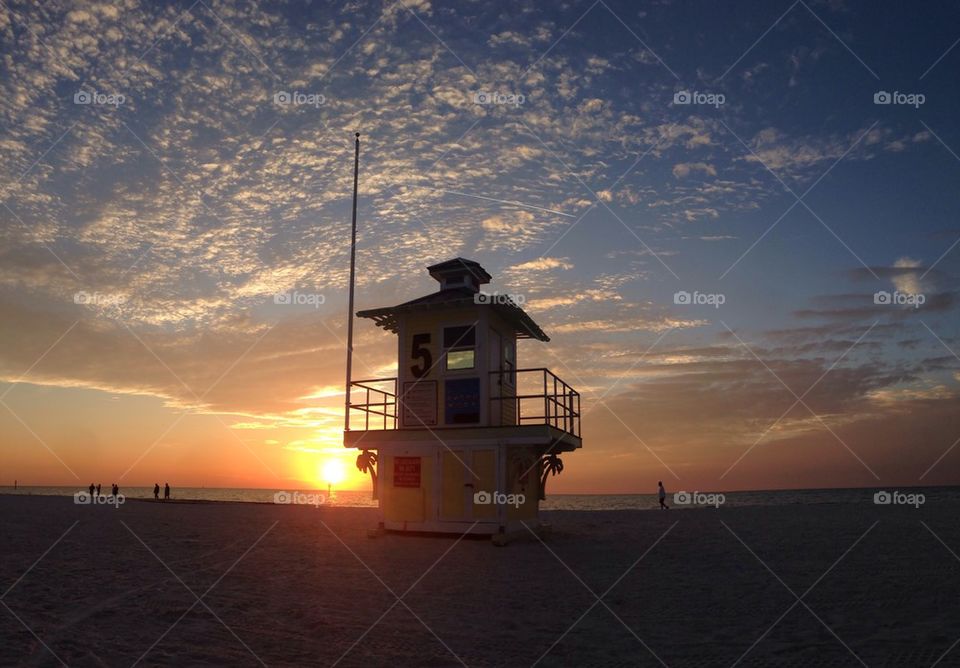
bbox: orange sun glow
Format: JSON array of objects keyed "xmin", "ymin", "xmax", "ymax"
[{"xmin": 321, "ymin": 458, "xmax": 347, "ymax": 486}]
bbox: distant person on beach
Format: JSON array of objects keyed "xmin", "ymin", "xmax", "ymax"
[
  {"xmin": 96, "ymin": 484, "xmax": 101, "ymax": 496},
  {"xmin": 154, "ymin": 483, "xmax": 160, "ymax": 500},
  {"xmin": 164, "ymin": 483, "xmax": 170, "ymax": 500},
  {"xmin": 112, "ymin": 483, "xmax": 118, "ymax": 497},
  {"xmin": 658, "ymin": 481, "xmax": 669, "ymax": 510},
  {"xmin": 89, "ymin": 483, "xmax": 95, "ymax": 499}
]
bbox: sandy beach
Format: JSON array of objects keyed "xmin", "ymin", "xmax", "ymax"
[{"xmin": 1, "ymin": 494, "xmax": 958, "ymax": 667}]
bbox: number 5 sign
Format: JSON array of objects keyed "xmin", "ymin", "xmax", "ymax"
[{"xmin": 410, "ymin": 332, "xmax": 432, "ymax": 378}]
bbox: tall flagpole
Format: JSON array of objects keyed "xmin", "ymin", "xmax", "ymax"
[{"xmin": 345, "ymin": 132, "xmax": 360, "ymax": 432}]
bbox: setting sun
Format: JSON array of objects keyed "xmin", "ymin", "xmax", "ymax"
[{"xmin": 321, "ymin": 458, "xmax": 347, "ymax": 486}]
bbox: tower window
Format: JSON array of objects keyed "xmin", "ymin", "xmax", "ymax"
[{"xmin": 444, "ymin": 325, "xmax": 476, "ymax": 370}]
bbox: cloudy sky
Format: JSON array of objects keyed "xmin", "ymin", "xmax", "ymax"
[{"xmin": 1, "ymin": 0, "xmax": 959, "ymax": 493}]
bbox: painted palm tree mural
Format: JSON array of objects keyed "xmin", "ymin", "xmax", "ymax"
[
  {"xmin": 540, "ymin": 453, "xmax": 564, "ymax": 500},
  {"xmin": 356, "ymin": 449, "xmax": 378, "ymax": 500}
]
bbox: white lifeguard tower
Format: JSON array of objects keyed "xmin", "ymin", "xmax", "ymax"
[{"xmin": 344, "ymin": 258, "xmax": 581, "ymax": 542}]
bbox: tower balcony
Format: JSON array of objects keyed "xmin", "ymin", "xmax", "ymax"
[{"xmin": 345, "ymin": 368, "xmax": 581, "ymax": 451}]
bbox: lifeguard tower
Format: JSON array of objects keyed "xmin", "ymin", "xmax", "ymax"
[{"xmin": 344, "ymin": 258, "xmax": 581, "ymax": 542}]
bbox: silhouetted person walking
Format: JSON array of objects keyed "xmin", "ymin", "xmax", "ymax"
[
  {"xmin": 164, "ymin": 483, "xmax": 170, "ymax": 500},
  {"xmin": 96, "ymin": 484, "xmax": 101, "ymax": 497},
  {"xmin": 658, "ymin": 481, "xmax": 669, "ymax": 510},
  {"xmin": 88, "ymin": 483, "xmax": 95, "ymax": 499},
  {"xmin": 154, "ymin": 483, "xmax": 160, "ymax": 500},
  {"xmin": 112, "ymin": 483, "xmax": 118, "ymax": 497}
]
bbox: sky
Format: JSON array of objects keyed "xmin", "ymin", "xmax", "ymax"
[{"xmin": 1, "ymin": 0, "xmax": 959, "ymax": 494}]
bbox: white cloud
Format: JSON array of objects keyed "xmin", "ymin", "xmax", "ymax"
[
  {"xmin": 672, "ymin": 162, "xmax": 717, "ymax": 179},
  {"xmin": 512, "ymin": 257, "xmax": 574, "ymax": 271},
  {"xmin": 892, "ymin": 256, "xmax": 924, "ymax": 295}
]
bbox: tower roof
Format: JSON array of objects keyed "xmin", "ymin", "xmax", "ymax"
[
  {"xmin": 426, "ymin": 258, "xmax": 492, "ymax": 285},
  {"xmin": 356, "ymin": 259, "xmax": 549, "ymax": 341}
]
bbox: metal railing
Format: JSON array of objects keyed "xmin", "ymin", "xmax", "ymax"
[
  {"xmin": 489, "ymin": 368, "xmax": 580, "ymax": 438},
  {"xmin": 346, "ymin": 369, "xmax": 580, "ymax": 438},
  {"xmin": 347, "ymin": 378, "xmax": 397, "ymax": 430}
]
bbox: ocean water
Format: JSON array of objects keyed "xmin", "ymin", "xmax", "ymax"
[
  {"xmin": 0, "ymin": 486, "xmax": 379, "ymax": 507},
  {"xmin": 540, "ymin": 486, "xmax": 960, "ymax": 510},
  {"xmin": 1, "ymin": 485, "xmax": 957, "ymax": 509}
]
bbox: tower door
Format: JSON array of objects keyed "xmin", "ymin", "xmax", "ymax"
[{"xmin": 439, "ymin": 448, "xmax": 498, "ymax": 523}]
